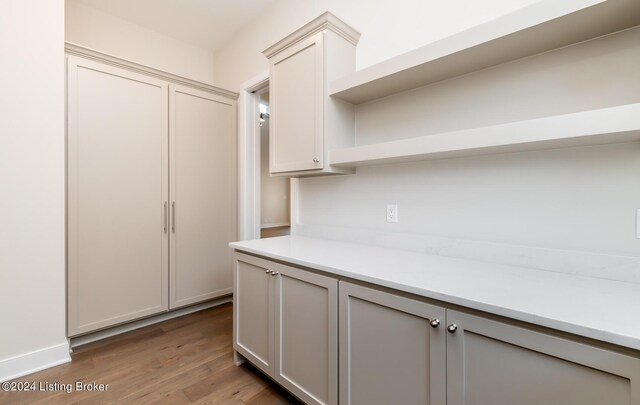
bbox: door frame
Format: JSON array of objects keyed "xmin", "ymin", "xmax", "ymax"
[{"xmin": 237, "ymin": 72, "xmax": 298, "ymax": 241}]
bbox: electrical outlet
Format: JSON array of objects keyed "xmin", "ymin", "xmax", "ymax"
[
  {"xmin": 386, "ymin": 204, "xmax": 398, "ymax": 223},
  {"xmin": 637, "ymin": 209, "xmax": 640, "ymax": 239}
]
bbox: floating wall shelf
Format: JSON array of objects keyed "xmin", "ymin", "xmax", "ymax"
[
  {"xmin": 329, "ymin": 104, "xmax": 640, "ymax": 167},
  {"xmin": 329, "ymin": 0, "xmax": 640, "ymax": 104}
]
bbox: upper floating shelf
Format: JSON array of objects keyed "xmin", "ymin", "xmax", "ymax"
[
  {"xmin": 329, "ymin": 104, "xmax": 640, "ymax": 167},
  {"xmin": 329, "ymin": 0, "xmax": 640, "ymax": 104}
]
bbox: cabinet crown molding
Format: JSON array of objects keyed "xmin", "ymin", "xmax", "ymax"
[
  {"xmin": 262, "ymin": 11, "xmax": 361, "ymax": 59},
  {"xmin": 65, "ymin": 42, "xmax": 239, "ymax": 99}
]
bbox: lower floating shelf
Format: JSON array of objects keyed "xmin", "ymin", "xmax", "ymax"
[{"xmin": 329, "ymin": 103, "xmax": 640, "ymax": 167}]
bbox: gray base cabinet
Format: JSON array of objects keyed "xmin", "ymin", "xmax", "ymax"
[
  {"xmin": 233, "ymin": 253, "xmax": 640, "ymax": 405},
  {"xmin": 339, "ymin": 282, "xmax": 446, "ymax": 405},
  {"xmin": 233, "ymin": 253, "xmax": 338, "ymax": 405},
  {"xmin": 446, "ymin": 310, "xmax": 640, "ymax": 405},
  {"xmin": 234, "ymin": 254, "xmax": 274, "ymax": 376}
]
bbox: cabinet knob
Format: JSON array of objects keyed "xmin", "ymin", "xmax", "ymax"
[
  {"xmin": 313, "ymin": 158, "xmax": 319, "ymax": 163},
  {"xmin": 270, "ymin": 271, "xmax": 279, "ymax": 276},
  {"xmin": 447, "ymin": 324, "xmax": 458, "ymax": 333},
  {"xmin": 265, "ymin": 269, "xmax": 271, "ymax": 274},
  {"xmin": 429, "ymin": 319, "xmax": 440, "ymax": 328}
]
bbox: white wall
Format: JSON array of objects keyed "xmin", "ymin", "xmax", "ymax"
[
  {"xmin": 0, "ymin": 0, "xmax": 70, "ymax": 381},
  {"xmin": 213, "ymin": 0, "xmax": 539, "ymax": 91},
  {"xmin": 299, "ymin": 142, "xmax": 640, "ymax": 257},
  {"xmin": 66, "ymin": 1, "xmax": 215, "ymax": 84},
  {"xmin": 215, "ymin": 0, "xmax": 640, "ymax": 271}
]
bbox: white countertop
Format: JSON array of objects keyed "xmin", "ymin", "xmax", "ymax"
[{"xmin": 230, "ymin": 235, "xmax": 640, "ymax": 351}]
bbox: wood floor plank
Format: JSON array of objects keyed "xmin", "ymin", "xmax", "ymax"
[
  {"xmin": 244, "ymin": 385, "xmax": 301, "ymax": 405},
  {"xmin": 0, "ymin": 303, "xmax": 301, "ymax": 405}
]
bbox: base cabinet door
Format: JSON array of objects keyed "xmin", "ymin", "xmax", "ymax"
[
  {"xmin": 446, "ymin": 310, "xmax": 640, "ymax": 405},
  {"xmin": 273, "ymin": 263, "xmax": 338, "ymax": 405},
  {"xmin": 339, "ymin": 281, "xmax": 446, "ymax": 405},
  {"xmin": 233, "ymin": 254, "xmax": 275, "ymax": 376}
]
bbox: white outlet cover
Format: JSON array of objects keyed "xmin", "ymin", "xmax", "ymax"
[
  {"xmin": 637, "ymin": 209, "xmax": 640, "ymax": 239},
  {"xmin": 386, "ymin": 204, "xmax": 398, "ymax": 223}
]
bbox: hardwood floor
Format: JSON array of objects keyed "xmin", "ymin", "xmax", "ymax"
[
  {"xmin": 0, "ymin": 304, "xmax": 301, "ymax": 404},
  {"xmin": 260, "ymin": 226, "xmax": 290, "ymax": 239}
]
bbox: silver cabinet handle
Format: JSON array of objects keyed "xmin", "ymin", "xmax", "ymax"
[
  {"xmin": 430, "ymin": 319, "xmax": 440, "ymax": 328},
  {"xmin": 447, "ymin": 324, "xmax": 458, "ymax": 333},
  {"xmin": 163, "ymin": 201, "xmax": 168, "ymax": 233},
  {"xmin": 313, "ymin": 158, "xmax": 319, "ymax": 163},
  {"xmin": 171, "ymin": 202, "xmax": 176, "ymax": 233},
  {"xmin": 270, "ymin": 271, "xmax": 279, "ymax": 276},
  {"xmin": 265, "ymin": 269, "xmax": 271, "ymax": 274}
]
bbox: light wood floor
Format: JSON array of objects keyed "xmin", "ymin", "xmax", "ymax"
[
  {"xmin": 0, "ymin": 304, "xmax": 301, "ymax": 404},
  {"xmin": 260, "ymin": 226, "xmax": 290, "ymax": 239}
]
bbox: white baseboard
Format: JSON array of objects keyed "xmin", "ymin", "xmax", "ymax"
[
  {"xmin": 0, "ymin": 343, "xmax": 71, "ymax": 382},
  {"xmin": 71, "ymin": 295, "xmax": 232, "ymax": 348}
]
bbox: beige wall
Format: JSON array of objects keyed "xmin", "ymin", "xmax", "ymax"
[
  {"xmin": 65, "ymin": 1, "xmax": 215, "ymax": 84},
  {"xmin": 212, "ymin": 0, "xmax": 539, "ymax": 91},
  {"xmin": 0, "ymin": 0, "xmax": 69, "ymax": 379}
]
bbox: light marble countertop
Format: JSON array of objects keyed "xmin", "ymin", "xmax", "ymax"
[{"xmin": 230, "ymin": 235, "xmax": 640, "ymax": 351}]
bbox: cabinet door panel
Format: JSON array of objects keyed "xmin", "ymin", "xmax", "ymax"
[
  {"xmin": 169, "ymin": 85, "xmax": 236, "ymax": 308},
  {"xmin": 270, "ymin": 34, "xmax": 323, "ymax": 173},
  {"xmin": 67, "ymin": 56, "xmax": 169, "ymax": 336},
  {"xmin": 447, "ymin": 310, "xmax": 640, "ymax": 405},
  {"xmin": 274, "ymin": 264, "xmax": 337, "ymax": 405},
  {"xmin": 233, "ymin": 254, "xmax": 274, "ymax": 375},
  {"xmin": 339, "ymin": 282, "xmax": 446, "ymax": 405}
]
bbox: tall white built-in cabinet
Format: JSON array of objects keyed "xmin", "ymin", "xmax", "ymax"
[{"xmin": 67, "ymin": 53, "xmax": 237, "ymax": 336}]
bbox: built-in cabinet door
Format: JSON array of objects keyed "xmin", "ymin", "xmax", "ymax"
[
  {"xmin": 339, "ymin": 281, "xmax": 446, "ymax": 405},
  {"xmin": 446, "ymin": 310, "xmax": 640, "ymax": 405},
  {"xmin": 67, "ymin": 56, "xmax": 169, "ymax": 336},
  {"xmin": 270, "ymin": 32, "xmax": 324, "ymax": 173},
  {"xmin": 169, "ymin": 84, "xmax": 236, "ymax": 309},
  {"xmin": 233, "ymin": 254, "xmax": 275, "ymax": 376},
  {"xmin": 273, "ymin": 263, "xmax": 338, "ymax": 405}
]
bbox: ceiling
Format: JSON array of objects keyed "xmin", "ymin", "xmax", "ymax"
[{"xmin": 71, "ymin": 0, "xmax": 277, "ymax": 52}]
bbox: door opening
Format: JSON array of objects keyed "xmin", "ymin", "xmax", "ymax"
[{"xmin": 258, "ymin": 91, "xmax": 290, "ymax": 238}]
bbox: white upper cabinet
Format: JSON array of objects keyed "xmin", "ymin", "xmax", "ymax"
[{"xmin": 263, "ymin": 12, "xmax": 360, "ymax": 177}]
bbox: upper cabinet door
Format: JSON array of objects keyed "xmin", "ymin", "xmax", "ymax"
[
  {"xmin": 169, "ymin": 84, "xmax": 237, "ymax": 309},
  {"xmin": 67, "ymin": 56, "xmax": 169, "ymax": 336},
  {"xmin": 269, "ymin": 33, "xmax": 324, "ymax": 174},
  {"xmin": 446, "ymin": 310, "xmax": 640, "ymax": 405}
]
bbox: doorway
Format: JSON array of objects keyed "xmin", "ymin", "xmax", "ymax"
[{"xmin": 257, "ymin": 91, "xmax": 290, "ymax": 238}]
